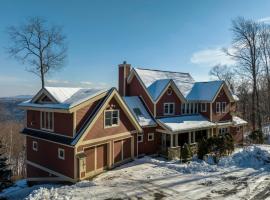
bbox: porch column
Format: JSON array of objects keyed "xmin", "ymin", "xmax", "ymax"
[
  {"xmin": 193, "ymin": 132, "xmax": 195, "ymax": 143},
  {"xmin": 175, "ymin": 134, "xmax": 178, "ymax": 146},
  {"xmin": 188, "ymin": 132, "xmax": 191, "ymax": 144},
  {"xmin": 170, "ymin": 134, "xmax": 174, "ymax": 147},
  {"xmin": 211, "ymin": 128, "xmax": 213, "ymax": 137},
  {"xmin": 207, "ymin": 129, "xmax": 210, "ymax": 138}
]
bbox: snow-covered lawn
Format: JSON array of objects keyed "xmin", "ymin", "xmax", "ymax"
[{"xmin": 2, "ymin": 145, "xmax": 270, "ymax": 200}]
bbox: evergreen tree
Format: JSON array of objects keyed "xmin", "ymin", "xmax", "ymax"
[
  {"xmin": 181, "ymin": 143, "xmax": 192, "ymax": 162},
  {"xmin": 197, "ymin": 138, "xmax": 209, "ymax": 160},
  {"xmin": 0, "ymin": 139, "xmax": 12, "ymax": 191}
]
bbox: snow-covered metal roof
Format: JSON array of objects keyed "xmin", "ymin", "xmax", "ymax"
[
  {"xmin": 157, "ymin": 114, "xmax": 215, "ymax": 133},
  {"xmin": 232, "ymin": 116, "xmax": 248, "ymax": 126},
  {"xmin": 147, "ymin": 79, "xmax": 170, "ymax": 101},
  {"xmin": 186, "ymin": 81, "xmax": 223, "ymax": 102},
  {"xmin": 134, "ymin": 68, "xmax": 195, "ymax": 98},
  {"xmin": 123, "ymin": 96, "xmax": 156, "ymax": 127},
  {"xmin": 19, "ymin": 87, "xmax": 109, "ymax": 110}
]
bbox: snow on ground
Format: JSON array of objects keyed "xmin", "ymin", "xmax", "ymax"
[{"xmin": 2, "ymin": 145, "xmax": 270, "ymax": 200}]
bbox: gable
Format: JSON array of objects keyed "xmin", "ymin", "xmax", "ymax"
[
  {"xmin": 82, "ymin": 97, "xmax": 136, "ymax": 141},
  {"xmin": 156, "ymin": 86, "xmax": 182, "ymax": 116},
  {"xmin": 72, "ymin": 89, "xmax": 142, "ymax": 146},
  {"xmin": 212, "ymin": 84, "xmax": 234, "ymax": 103},
  {"xmin": 31, "ymin": 88, "xmax": 58, "ymax": 104}
]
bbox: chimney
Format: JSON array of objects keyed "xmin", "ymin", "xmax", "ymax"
[{"xmin": 118, "ymin": 61, "xmax": 131, "ymax": 96}]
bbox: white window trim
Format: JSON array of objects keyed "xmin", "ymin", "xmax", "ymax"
[
  {"xmin": 201, "ymin": 103, "xmax": 207, "ymax": 112},
  {"xmin": 138, "ymin": 134, "xmax": 143, "ymax": 143},
  {"xmin": 58, "ymin": 148, "xmax": 65, "ymax": 160},
  {"xmin": 32, "ymin": 141, "xmax": 38, "ymax": 151},
  {"xmin": 216, "ymin": 102, "xmax": 221, "ymax": 113},
  {"xmin": 40, "ymin": 112, "xmax": 54, "ymax": 132},
  {"xmin": 222, "ymin": 102, "xmax": 227, "ymax": 113},
  {"xmin": 104, "ymin": 110, "xmax": 120, "ymax": 128},
  {"xmin": 148, "ymin": 133, "xmax": 154, "ymax": 141},
  {"xmin": 163, "ymin": 103, "xmax": 175, "ymax": 115}
]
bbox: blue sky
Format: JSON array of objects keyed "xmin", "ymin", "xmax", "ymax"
[{"xmin": 0, "ymin": 0, "xmax": 270, "ymax": 97}]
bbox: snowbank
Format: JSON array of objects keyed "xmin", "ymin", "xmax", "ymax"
[{"xmin": 219, "ymin": 145, "xmax": 270, "ymax": 170}]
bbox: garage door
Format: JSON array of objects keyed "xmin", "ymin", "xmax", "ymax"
[
  {"xmin": 113, "ymin": 138, "xmax": 132, "ymax": 164},
  {"xmin": 85, "ymin": 143, "xmax": 108, "ymax": 173}
]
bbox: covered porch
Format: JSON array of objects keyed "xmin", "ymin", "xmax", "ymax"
[{"xmin": 156, "ymin": 114, "xmax": 216, "ymax": 159}]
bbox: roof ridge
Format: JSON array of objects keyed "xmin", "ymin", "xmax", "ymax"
[
  {"xmin": 194, "ymin": 80, "xmax": 224, "ymax": 84},
  {"xmin": 135, "ymin": 67, "xmax": 191, "ymax": 75}
]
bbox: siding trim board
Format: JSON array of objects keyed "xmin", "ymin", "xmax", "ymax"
[{"xmin": 26, "ymin": 160, "xmax": 75, "ymax": 182}]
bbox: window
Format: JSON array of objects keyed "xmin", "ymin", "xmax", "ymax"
[
  {"xmin": 58, "ymin": 148, "xmax": 65, "ymax": 160},
  {"xmin": 164, "ymin": 103, "xmax": 175, "ymax": 115},
  {"xmin": 222, "ymin": 102, "xmax": 227, "ymax": 113},
  {"xmin": 219, "ymin": 127, "xmax": 229, "ymax": 135},
  {"xmin": 41, "ymin": 112, "xmax": 54, "ymax": 131},
  {"xmin": 138, "ymin": 134, "xmax": 143, "ymax": 143},
  {"xmin": 201, "ymin": 103, "xmax": 207, "ymax": 112},
  {"xmin": 237, "ymin": 127, "xmax": 241, "ymax": 132},
  {"xmin": 133, "ymin": 108, "xmax": 143, "ymax": 117},
  {"xmin": 104, "ymin": 110, "xmax": 119, "ymax": 127},
  {"xmin": 216, "ymin": 102, "xmax": 221, "ymax": 113},
  {"xmin": 148, "ymin": 133, "xmax": 154, "ymax": 141},
  {"xmin": 32, "ymin": 141, "xmax": 38, "ymax": 151}
]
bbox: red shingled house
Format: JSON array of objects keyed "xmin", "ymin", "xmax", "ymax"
[{"xmin": 19, "ymin": 62, "xmax": 247, "ymax": 183}]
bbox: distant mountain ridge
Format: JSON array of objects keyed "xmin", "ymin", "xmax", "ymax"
[{"xmin": 0, "ymin": 95, "xmax": 32, "ymax": 122}]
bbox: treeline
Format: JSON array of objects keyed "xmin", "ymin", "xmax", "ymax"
[
  {"xmin": 210, "ymin": 17, "xmax": 270, "ymax": 131},
  {"xmin": 0, "ymin": 120, "xmax": 26, "ymax": 180}
]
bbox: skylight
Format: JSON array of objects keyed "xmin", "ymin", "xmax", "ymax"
[{"xmin": 133, "ymin": 108, "xmax": 143, "ymax": 117}]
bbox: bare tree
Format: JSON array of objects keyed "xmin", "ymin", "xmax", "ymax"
[
  {"xmin": 224, "ymin": 17, "xmax": 261, "ymax": 131},
  {"xmin": 7, "ymin": 17, "xmax": 67, "ymax": 88},
  {"xmin": 209, "ymin": 64, "xmax": 235, "ymax": 93},
  {"xmin": 259, "ymin": 24, "xmax": 270, "ymax": 117}
]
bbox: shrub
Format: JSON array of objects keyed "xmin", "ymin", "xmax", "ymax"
[
  {"xmin": 249, "ymin": 130, "xmax": 264, "ymax": 144},
  {"xmin": 181, "ymin": 143, "xmax": 192, "ymax": 162},
  {"xmin": 197, "ymin": 133, "xmax": 235, "ymax": 160},
  {"xmin": 197, "ymin": 138, "xmax": 209, "ymax": 160}
]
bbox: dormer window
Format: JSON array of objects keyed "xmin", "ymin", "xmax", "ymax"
[
  {"xmin": 104, "ymin": 110, "xmax": 119, "ymax": 128},
  {"xmin": 164, "ymin": 103, "xmax": 175, "ymax": 115},
  {"xmin": 41, "ymin": 112, "xmax": 54, "ymax": 131}
]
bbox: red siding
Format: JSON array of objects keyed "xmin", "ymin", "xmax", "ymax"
[
  {"xmin": 26, "ymin": 136, "xmax": 75, "ymax": 178},
  {"xmin": 75, "ymin": 99, "xmax": 102, "ymax": 132},
  {"xmin": 82, "ymin": 98, "xmax": 136, "ymax": 141},
  {"xmin": 27, "ymin": 110, "xmax": 40, "ymax": 129},
  {"xmin": 54, "ymin": 113, "xmax": 73, "ymax": 137},
  {"xmin": 156, "ymin": 86, "xmax": 182, "ymax": 117},
  {"xmin": 138, "ymin": 127, "xmax": 161, "ymax": 155},
  {"xmin": 127, "ymin": 75, "xmax": 154, "ymax": 115},
  {"xmin": 27, "ymin": 164, "xmax": 55, "ymax": 178},
  {"xmin": 27, "ymin": 110, "xmax": 74, "ymax": 137},
  {"xmin": 199, "ymin": 103, "xmax": 211, "ymax": 120},
  {"xmin": 212, "ymin": 87, "xmax": 232, "ymax": 122}
]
